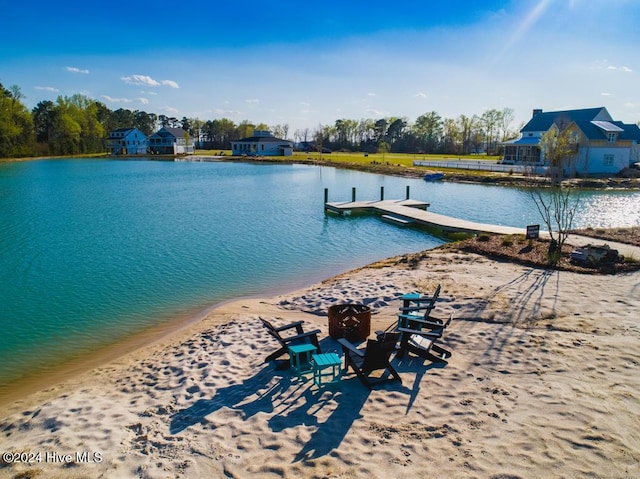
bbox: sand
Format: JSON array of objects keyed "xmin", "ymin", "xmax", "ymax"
[{"xmin": 1, "ymin": 248, "xmax": 639, "ymax": 478}]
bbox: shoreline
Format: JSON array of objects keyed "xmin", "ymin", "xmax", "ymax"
[
  {"xmin": 1, "ymin": 247, "xmax": 639, "ymax": 477},
  {"xmin": 0, "ymin": 254, "xmax": 397, "ymax": 412}
]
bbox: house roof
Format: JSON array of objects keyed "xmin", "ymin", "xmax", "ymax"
[
  {"xmin": 503, "ymin": 137, "xmax": 541, "ymax": 145},
  {"xmin": 234, "ymin": 135, "xmax": 290, "ymax": 143},
  {"xmin": 151, "ymin": 127, "xmax": 187, "ymax": 139},
  {"xmin": 617, "ymin": 122, "xmax": 640, "ymax": 141},
  {"xmin": 521, "ymin": 107, "xmax": 608, "ymax": 132}
]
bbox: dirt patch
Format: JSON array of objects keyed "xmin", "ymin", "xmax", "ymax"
[{"xmin": 447, "ymin": 232, "xmax": 640, "ymax": 275}]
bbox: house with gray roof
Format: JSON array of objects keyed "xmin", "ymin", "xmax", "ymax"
[
  {"xmin": 503, "ymin": 107, "xmax": 640, "ymax": 175},
  {"xmin": 148, "ymin": 127, "xmax": 194, "ymax": 155},
  {"xmin": 106, "ymin": 128, "xmax": 148, "ymax": 155},
  {"xmin": 231, "ymin": 130, "xmax": 293, "ymax": 156}
]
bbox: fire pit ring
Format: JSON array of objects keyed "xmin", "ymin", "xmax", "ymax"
[{"xmin": 328, "ymin": 304, "xmax": 371, "ymax": 342}]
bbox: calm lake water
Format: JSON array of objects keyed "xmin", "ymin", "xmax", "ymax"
[{"xmin": 1, "ymin": 158, "xmax": 639, "ymax": 388}]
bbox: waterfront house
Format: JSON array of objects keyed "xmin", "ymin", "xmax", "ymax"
[
  {"xmin": 106, "ymin": 128, "xmax": 148, "ymax": 155},
  {"xmin": 231, "ymin": 130, "xmax": 293, "ymax": 156},
  {"xmin": 502, "ymin": 107, "xmax": 640, "ymax": 176},
  {"xmin": 148, "ymin": 127, "xmax": 194, "ymax": 155}
]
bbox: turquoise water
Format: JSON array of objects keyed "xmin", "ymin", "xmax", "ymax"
[{"xmin": 1, "ymin": 158, "xmax": 639, "ymax": 388}]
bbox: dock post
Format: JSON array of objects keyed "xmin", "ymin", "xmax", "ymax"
[
  {"xmin": 324, "ymin": 188, "xmax": 328, "ymax": 203},
  {"xmin": 406, "ymin": 185, "xmax": 410, "ymax": 199},
  {"xmin": 352, "ymin": 187, "xmax": 356, "ymax": 202},
  {"xmin": 380, "ymin": 186, "xmax": 384, "ymax": 201}
]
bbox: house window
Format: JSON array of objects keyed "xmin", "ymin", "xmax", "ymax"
[
  {"xmin": 607, "ymin": 132, "xmax": 617, "ymax": 142},
  {"xmin": 603, "ymin": 154, "xmax": 614, "ymax": 167}
]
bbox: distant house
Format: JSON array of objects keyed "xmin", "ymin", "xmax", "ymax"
[
  {"xmin": 231, "ymin": 130, "xmax": 293, "ymax": 156},
  {"xmin": 148, "ymin": 127, "xmax": 194, "ymax": 155},
  {"xmin": 106, "ymin": 128, "xmax": 148, "ymax": 155},
  {"xmin": 503, "ymin": 107, "xmax": 640, "ymax": 176}
]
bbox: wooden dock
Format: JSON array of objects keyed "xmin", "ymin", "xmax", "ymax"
[{"xmin": 324, "ymin": 199, "xmax": 526, "ymax": 236}]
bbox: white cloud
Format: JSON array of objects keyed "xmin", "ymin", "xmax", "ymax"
[
  {"xmin": 161, "ymin": 106, "xmax": 179, "ymax": 114},
  {"xmin": 34, "ymin": 86, "xmax": 59, "ymax": 92},
  {"xmin": 245, "ymin": 98, "xmax": 260, "ymax": 104},
  {"xmin": 136, "ymin": 97, "xmax": 149, "ymax": 105},
  {"xmin": 101, "ymin": 95, "xmax": 133, "ymax": 103},
  {"xmin": 66, "ymin": 66, "xmax": 89, "ymax": 74},
  {"xmin": 121, "ymin": 74, "xmax": 179, "ymax": 88},
  {"xmin": 367, "ymin": 92, "xmax": 377, "ymax": 97},
  {"xmin": 605, "ymin": 65, "xmax": 633, "ymax": 72},
  {"xmin": 415, "ymin": 92, "xmax": 427, "ymax": 99},
  {"xmin": 601, "ymin": 92, "xmax": 612, "ymax": 96}
]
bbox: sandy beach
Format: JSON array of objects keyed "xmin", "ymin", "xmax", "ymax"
[{"xmin": 1, "ymin": 246, "xmax": 639, "ymax": 478}]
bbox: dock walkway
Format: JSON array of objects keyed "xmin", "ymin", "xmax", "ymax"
[{"xmin": 324, "ymin": 199, "xmax": 526, "ymax": 236}]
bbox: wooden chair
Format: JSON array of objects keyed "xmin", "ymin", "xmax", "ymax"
[
  {"xmin": 337, "ymin": 333, "xmax": 402, "ymax": 390},
  {"xmin": 396, "ymin": 313, "xmax": 453, "ymax": 363},
  {"xmin": 260, "ymin": 318, "xmax": 321, "ymax": 363}
]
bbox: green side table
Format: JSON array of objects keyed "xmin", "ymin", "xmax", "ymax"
[
  {"xmin": 312, "ymin": 353, "xmax": 343, "ymax": 388},
  {"xmin": 288, "ymin": 343, "xmax": 317, "ymax": 377}
]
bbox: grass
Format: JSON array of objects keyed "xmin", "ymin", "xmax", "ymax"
[{"xmin": 194, "ymin": 149, "xmax": 507, "ymax": 179}]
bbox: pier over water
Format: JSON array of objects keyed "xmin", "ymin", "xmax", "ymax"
[{"xmin": 324, "ymin": 187, "xmax": 526, "ymax": 236}]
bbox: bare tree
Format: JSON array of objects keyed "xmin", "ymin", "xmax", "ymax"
[{"xmin": 530, "ymin": 127, "xmax": 581, "ymax": 264}]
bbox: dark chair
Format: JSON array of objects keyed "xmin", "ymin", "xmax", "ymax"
[
  {"xmin": 337, "ymin": 333, "xmax": 402, "ymax": 390},
  {"xmin": 260, "ymin": 318, "xmax": 321, "ymax": 363},
  {"xmin": 397, "ymin": 313, "xmax": 453, "ymax": 363}
]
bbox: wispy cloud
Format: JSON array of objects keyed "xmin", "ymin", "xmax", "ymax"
[
  {"xmin": 245, "ymin": 98, "xmax": 260, "ymax": 104},
  {"xmin": 606, "ymin": 65, "xmax": 632, "ymax": 72},
  {"xmin": 101, "ymin": 95, "xmax": 133, "ymax": 103},
  {"xmin": 66, "ymin": 66, "xmax": 89, "ymax": 74},
  {"xmin": 34, "ymin": 86, "xmax": 59, "ymax": 92},
  {"xmin": 161, "ymin": 106, "xmax": 179, "ymax": 114},
  {"xmin": 601, "ymin": 92, "xmax": 612, "ymax": 96},
  {"xmin": 136, "ymin": 97, "xmax": 149, "ymax": 105},
  {"xmin": 121, "ymin": 74, "xmax": 179, "ymax": 88},
  {"xmin": 415, "ymin": 92, "xmax": 427, "ymax": 99}
]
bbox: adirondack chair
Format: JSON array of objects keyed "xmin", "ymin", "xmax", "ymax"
[
  {"xmin": 260, "ymin": 318, "xmax": 321, "ymax": 363},
  {"xmin": 397, "ymin": 284, "xmax": 442, "ymax": 330},
  {"xmin": 396, "ymin": 312, "xmax": 453, "ymax": 363},
  {"xmin": 337, "ymin": 333, "xmax": 402, "ymax": 390}
]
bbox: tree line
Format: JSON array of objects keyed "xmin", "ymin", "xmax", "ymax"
[{"xmin": 0, "ymin": 80, "xmax": 554, "ymax": 158}]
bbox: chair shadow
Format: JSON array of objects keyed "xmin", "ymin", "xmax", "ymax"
[
  {"xmin": 170, "ymin": 335, "xmax": 431, "ymax": 462},
  {"xmin": 169, "ymin": 365, "xmax": 295, "ymax": 435},
  {"xmin": 169, "ymin": 336, "xmax": 341, "ymax": 435}
]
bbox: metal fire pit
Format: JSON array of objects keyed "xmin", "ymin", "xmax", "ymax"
[{"xmin": 328, "ymin": 304, "xmax": 371, "ymax": 342}]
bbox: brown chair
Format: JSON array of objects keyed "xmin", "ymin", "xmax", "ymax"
[
  {"xmin": 337, "ymin": 333, "xmax": 402, "ymax": 390},
  {"xmin": 260, "ymin": 318, "xmax": 321, "ymax": 363}
]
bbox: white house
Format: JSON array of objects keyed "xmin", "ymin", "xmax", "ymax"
[
  {"xmin": 503, "ymin": 107, "xmax": 640, "ymax": 175},
  {"xmin": 231, "ymin": 130, "xmax": 293, "ymax": 156},
  {"xmin": 106, "ymin": 128, "xmax": 148, "ymax": 155},
  {"xmin": 148, "ymin": 127, "xmax": 194, "ymax": 155}
]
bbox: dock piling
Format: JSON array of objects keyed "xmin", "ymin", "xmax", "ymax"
[{"xmin": 380, "ymin": 186, "xmax": 384, "ymax": 201}]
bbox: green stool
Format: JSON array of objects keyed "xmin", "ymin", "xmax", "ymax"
[
  {"xmin": 288, "ymin": 343, "xmax": 317, "ymax": 377},
  {"xmin": 312, "ymin": 353, "xmax": 343, "ymax": 388}
]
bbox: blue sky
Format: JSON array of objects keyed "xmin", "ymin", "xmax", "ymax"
[{"xmin": 2, "ymin": 0, "xmax": 639, "ymax": 134}]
